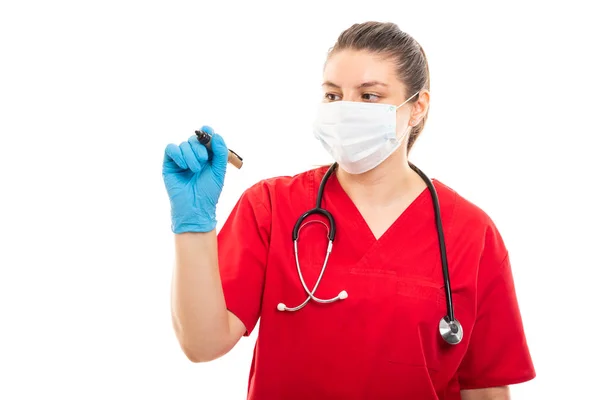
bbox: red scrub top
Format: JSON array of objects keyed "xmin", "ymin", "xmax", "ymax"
[{"xmin": 217, "ymin": 166, "xmax": 535, "ymax": 400}]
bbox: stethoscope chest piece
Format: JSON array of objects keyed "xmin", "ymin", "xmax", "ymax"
[{"xmin": 439, "ymin": 316, "xmax": 463, "ymax": 345}]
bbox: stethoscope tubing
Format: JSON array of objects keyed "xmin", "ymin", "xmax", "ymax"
[{"xmin": 281, "ymin": 162, "xmax": 462, "ymax": 344}]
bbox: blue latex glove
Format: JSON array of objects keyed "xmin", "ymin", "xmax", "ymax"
[{"xmin": 162, "ymin": 125, "xmax": 229, "ymax": 233}]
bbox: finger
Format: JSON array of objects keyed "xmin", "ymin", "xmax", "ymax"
[
  {"xmin": 200, "ymin": 125, "xmax": 215, "ymax": 137},
  {"xmin": 187, "ymin": 135, "xmax": 209, "ymax": 166},
  {"xmin": 208, "ymin": 132, "xmax": 229, "ymax": 171},
  {"xmin": 198, "ymin": 125, "xmax": 218, "ymax": 156},
  {"xmin": 180, "ymin": 141, "xmax": 203, "ymax": 173},
  {"xmin": 164, "ymin": 143, "xmax": 188, "ymax": 170}
]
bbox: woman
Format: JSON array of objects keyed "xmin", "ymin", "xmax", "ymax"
[{"xmin": 163, "ymin": 21, "xmax": 535, "ymax": 400}]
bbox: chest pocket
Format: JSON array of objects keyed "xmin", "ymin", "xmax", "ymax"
[{"xmin": 387, "ymin": 278, "xmax": 449, "ymax": 372}]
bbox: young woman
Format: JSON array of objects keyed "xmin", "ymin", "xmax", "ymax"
[{"xmin": 163, "ymin": 21, "xmax": 535, "ymax": 400}]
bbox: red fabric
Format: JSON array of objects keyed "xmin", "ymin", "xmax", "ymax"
[{"xmin": 217, "ymin": 167, "xmax": 535, "ymax": 399}]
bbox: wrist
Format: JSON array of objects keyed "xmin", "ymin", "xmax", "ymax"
[{"xmin": 172, "ymin": 220, "xmax": 217, "ymax": 234}]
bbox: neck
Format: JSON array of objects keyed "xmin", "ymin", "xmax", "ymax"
[{"xmin": 335, "ymin": 150, "xmax": 424, "ymax": 207}]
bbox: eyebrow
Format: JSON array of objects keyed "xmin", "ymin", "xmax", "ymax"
[{"xmin": 322, "ymin": 80, "xmax": 389, "ymax": 89}]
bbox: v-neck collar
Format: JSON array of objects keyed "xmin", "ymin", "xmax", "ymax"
[{"xmin": 320, "ymin": 167, "xmax": 432, "ymax": 268}]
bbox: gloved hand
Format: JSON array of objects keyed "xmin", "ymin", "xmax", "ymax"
[{"xmin": 162, "ymin": 125, "xmax": 229, "ymax": 233}]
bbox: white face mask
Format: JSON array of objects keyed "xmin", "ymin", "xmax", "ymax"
[{"xmin": 313, "ymin": 92, "xmax": 419, "ymax": 174}]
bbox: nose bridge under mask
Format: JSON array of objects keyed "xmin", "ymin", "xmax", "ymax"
[{"xmin": 316, "ymin": 101, "xmax": 396, "ymax": 125}]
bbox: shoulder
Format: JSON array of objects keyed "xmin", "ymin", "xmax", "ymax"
[
  {"xmin": 433, "ymin": 180, "xmax": 493, "ymax": 227},
  {"xmin": 433, "ymin": 180, "xmax": 508, "ymax": 261},
  {"xmin": 242, "ymin": 166, "xmax": 329, "ymax": 207}
]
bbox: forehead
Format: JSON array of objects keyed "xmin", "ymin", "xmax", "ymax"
[{"xmin": 323, "ymin": 49, "xmax": 400, "ymax": 87}]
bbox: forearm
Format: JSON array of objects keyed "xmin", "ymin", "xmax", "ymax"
[
  {"xmin": 461, "ymin": 386, "xmax": 510, "ymax": 400},
  {"xmin": 171, "ymin": 230, "xmax": 230, "ymax": 361}
]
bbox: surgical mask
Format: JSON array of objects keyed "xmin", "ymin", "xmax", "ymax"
[{"xmin": 312, "ymin": 92, "xmax": 419, "ymax": 174}]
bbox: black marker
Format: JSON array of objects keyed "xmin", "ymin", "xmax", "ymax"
[{"xmin": 195, "ymin": 129, "xmax": 243, "ymax": 169}]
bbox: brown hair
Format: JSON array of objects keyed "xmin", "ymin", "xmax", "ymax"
[{"xmin": 327, "ymin": 21, "xmax": 430, "ymax": 152}]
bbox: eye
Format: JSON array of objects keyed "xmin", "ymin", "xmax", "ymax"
[
  {"xmin": 361, "ymin": 93, "xmax": 380, "ymax": 102},
  {"xmin": 325, "ymin": 93, "xmax": 341, "ymax": 101}
]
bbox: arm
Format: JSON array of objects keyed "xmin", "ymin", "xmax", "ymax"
[
  {"xmin": 162, "ymin": 128, "xmax": 249, "ymax": 362},
  {"xmin": 461, "ymin": 386, "xmax": 510, "ymax": 400},
  {"xmin": 457, "ymin": 222, "xmax": 535, "ymax": 391},
  {"xmin": 171, "ymin": 230, "xmax": 246, "ymax": 362}
]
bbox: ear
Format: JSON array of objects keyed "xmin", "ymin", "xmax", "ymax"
[{"xmin": 409, "ymin": 90, "xmax": 430, "ymax": 127}]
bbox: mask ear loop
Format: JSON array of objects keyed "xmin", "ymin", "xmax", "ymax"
[
  {"xmin": 396, "ymin": 124, "xmax": 412, "ymax": 144},
  {"xmin": 394, "ymin": 91, "xmax": 421, "ymax": 143},
  {"xmin": 395, "ymin": 91, "xmax": 420, "ymax": 110}
]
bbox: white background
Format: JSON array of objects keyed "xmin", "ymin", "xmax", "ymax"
[{"xmin": 1, "ymin": 1, "xmax": 598, "ymax": 399}]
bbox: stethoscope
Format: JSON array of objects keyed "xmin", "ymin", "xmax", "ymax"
[{"xmin": 276, "ymin": 162, "xmax": 464, "ymax": 345}]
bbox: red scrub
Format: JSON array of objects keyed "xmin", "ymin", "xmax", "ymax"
[{"xmin": 217, "ymin": 166, "xmax": 535, "ymax": 400}]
